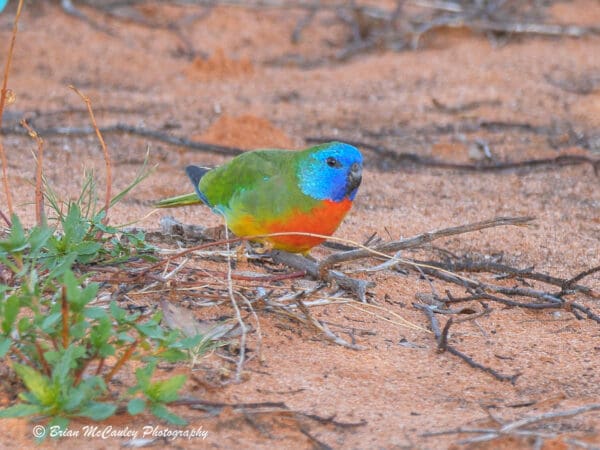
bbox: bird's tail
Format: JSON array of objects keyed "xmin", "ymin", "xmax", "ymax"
[{"xmin": 155, "ymin": 192, "xmax": 202, "ymax": 208}]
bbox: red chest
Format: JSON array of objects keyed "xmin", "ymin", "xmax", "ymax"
[{"xmin": 263, "ymin": 198, "xmax": 353, "ymax": 252}]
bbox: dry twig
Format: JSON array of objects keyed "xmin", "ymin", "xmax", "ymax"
[
  {"xmin": 317, "ymin": 216, "xmax": 533, "ymax": 271},
  {"xmin": 414, "ymin": 303, "xmax": 519, "ymax": 383},
  {"xmin": 0, "ymin": 123, "xmax": 245, "ymax": 157},
  {"xmin": 20, "ymin": 120, "xmax": 45, "ymax": 226},
  {"xmin": 306, "ymin": 137, "xmax": 600, "ymax": 174},
  {"xmin": 423, "ymin": 403, "xmax": 600, "ymax": 445},
  {"xmin": 271, "ymin": 249, "xmax": 374, "ymax": 302},
  {"xmin": 294, "ymin": 296, "xmax": 365, "ymax": 350},
  {"xmin": 0, "ymin": 0, "xmax": 25, "ymax": 221},
  {"xmin": 69, "ymin": 86, "xmax": 112, "ymax": 225}
]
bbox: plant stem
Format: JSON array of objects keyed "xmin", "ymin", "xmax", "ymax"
[
  {"xmin": 11, "ymin": 345, "xmax": 34, "ymax": 367},
  {"xmin": 104, "ymin": 340, "xmax": 138, "ymax": 384},
  {"xmin": 73, "ymin": 351, "xmax": 95, "ymax": 386},
  {"xmin": 61, "ymin": 285, "xmax": 69, "ymax": 348},
  {"xmin": 33, "ymin": 340, "xmax": 51, "ymax": 376}
]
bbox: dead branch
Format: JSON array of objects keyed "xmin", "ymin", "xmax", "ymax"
[
  {"xmin": 405, "ymin": 260, "xmax": 600, "ymax": 324},
  {"xmin": 171, "ymin": 396, "xmax": 367, "ymax": 428},
  {"xmin": 306, "ymin": 137, "xmax": 600, "ymax": 174},
  {"xmin": 61, "ymin": 0, "xmax": 113, "ymax": 34},
  {"xmin": 291, "ymin": 6, "xmax": 317, "ymax": 44},
  {"xmin": 545, "ymin": 69, "xmax": 600, "ymax": 95},
  {"xmin": 318, "ymin": 216, "xmax": 534, "ymax": 271},
  {"xmin": 158, "ymin": 395, "xmax": 366, "ymax": 448},
  {"xmin": 80, "ymin": 1, "xmax": 214, "ymax": 59},
  {"xmin": 271, "ymin": 250, "xmax": 373, "ymax": 302},
  {"xmin": 410, "ymin": 258, "xmax": 597, "ymax": 297},
  {"xmin": 501, "ymin": 404, "xmax": 600, "ymax": 434},
  {"xmin": 465, "ymin": 20, "xmax": 600, "ymax": 39},
  {"xmin": 411, "ymin": 16, "xmax": 600, "ymax": 51},
  {"xmin": 562, "ymin": 265, "xmax": 600, "ymax": 290},
  {"xmin": 295, "ymin": 296, "xmax": 365, "ymax": 350},
  {"xmin": 431, "ymin": 97, "xmax": 502, "ymax": 114},
  {"xmin": 424, "ymin": 403, "xmax": 600, "ymax": 444},
  {"xmin": 182, "ymin": 1, "xmax": 350, "ymax": 10},
  {"xmin": 414, "ymin": 303, "xmax": 519, "ymax": 383},
  {"xmin": 3, "ymin": 123, "xmax": 597, "ymax": 173},
  {"xmin": 0, "ymin": 123, "xmax": 245, "ymax": 157}
]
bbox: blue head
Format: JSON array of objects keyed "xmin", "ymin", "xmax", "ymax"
[{"xmin": 297, "ymin": 142, "xmax": 363, "ymax": 202}]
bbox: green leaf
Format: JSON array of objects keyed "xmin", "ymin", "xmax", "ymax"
[
  {"xmin": 135, "ymin": 322, "xmax": 164, "ymax": 340},
  {"xmin": 69, "ymin": 320, "xmax": 89, "ymax": 340},
  {"xmin": 0, "ymin": 216, "xmax": 27, "ymax": 253},
  {"xmin": 78, "ymin": 402, "xmax": 117, "ymax": 420},
  {"xmin": 44, "ymin": 252, "xmax": 77, "ymax": 278},
  {"xmin": 134, "ymin": 361, "xmax": 156, "ymax": 391},
  {"xmin": 80, "ymin": 283, "xmax": 99, "ymax": 304},
  {"xmin": 93, "ymin": 220, "xmax": 118, "ymax": 234},
  {"xmin": 116, "ymin": 332, "xmax": 136, "ymax": 343},
  {"xmin": 17, "ymin": 317, "xmax": 33, "ymax": 334},
  {"xmin": 12, "ymin": 363, "xmax": 55, "ymax": 406},
  {"xmin": 172, "ymin": 334, "xmax": 205, "ymax": 349},
  {"xmin": 52, "ymin": 345, "xmax": 83, "ymax": 386},
  {"xmin": 149, "ymin": 403, "xmax": 187, "ymax": 426},
  {"xmin": 147, "ymin": 375, "xmax": 186, "ymax": 403},
  {"xmin": 127, "ymin": 398, "xmax": 146, "ymax": 415},
  {"xmin": 40, "ymin": 312, "xmax": 62, "ymax": 333},
  {"xmin": 109, "ymin": 301, "xmax": 126, "ymax": 322},
  {"xmin": 62, "ymin": 204, "xmax": 88, "ymax": 244},
  {"xmin": 63, "ymin": 272, "xmax": 99, "ymax": 312},
  {"xmin": 155, "ymin": 348, "xmax": 187, "ymax": 363},
  {"xmin": 63, "ymin": 270, "xmax": 81, "ymax": 303},
  {"xmin": 98, "ymin": 343, "xmax": 115, "ymax": 358},
  {"xmin": 2, "ymin": 294, "xmax": 20, "ymax": 334},
  {"xmin": 78, "ymin": 374, "xmax": 106, "ymax": 392},
  {"xmin": 0, "ymin": 336, "xmax": 11, "ymax": 358},
  {"xmin": 47, "ymin": 416, "xmax": 70, "ymax": 438},
  {"xmin": 63, "ymin": 388, "xmax": 85, "ymax": 411},
  {"xmin": 0, "ymin": 403, "xmax": 43, "ymax": 418},
  {"xmin": 27, "ymin": 225, "xmax": 53, "ymax": 254},
  {"xmin": 90, "ymin": 318, "xmax": 112, "ymax": 348},
  {"xmin": 72, "ymin": 241, "xmax": 102, "ymax": 256},
  {"xmin": 109, "ymin": 155, "xmax": 155, "ymax": 208},
  {"xmin": 84, "ymin": 307, "xmax": 108, "ymax": 320}
]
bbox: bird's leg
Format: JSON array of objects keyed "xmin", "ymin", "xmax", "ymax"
[
  {"xmin": 252, "ymin": 240, "xmax": 275, "ymax": 255},
  {"xmin": 234, "ymin": 241, "xmax": 252, "ymax": 268}
]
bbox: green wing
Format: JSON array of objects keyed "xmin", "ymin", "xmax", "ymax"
[
  {"xmin": 200, "ymin": 150, "xmax": 314, "ymax": 218},
  {"xmin": 156, "ymin": 148, "xmax": 320, "ymax": 218}
]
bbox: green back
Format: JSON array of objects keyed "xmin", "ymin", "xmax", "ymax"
[{"xmin": 199, "ymin": 149, "xmax": 318, "ymax": 220}]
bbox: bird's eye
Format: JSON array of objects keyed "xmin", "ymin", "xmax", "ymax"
[{"xmin": 326, "ymin": 157, "xmax": 339, "ymax": 168}]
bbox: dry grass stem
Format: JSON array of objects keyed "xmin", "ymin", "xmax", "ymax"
[
  {"xmin": 223, "ymin": 222, "xmax": 249, "ymax": 382},
  {"xmin": 20, "ymin": 120, "xmax": 45, "ymax": 225},
  {"xmin": 69, "ymin": 85, "xmax": 112, "ymax": 224},
  {"xmin": 0, "ymin": 0, "xmax": 25, "ymax": 219}
]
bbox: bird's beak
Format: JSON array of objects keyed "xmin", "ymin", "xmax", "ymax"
[{"xmin": 346, "ymin": 162, "xmax": 362, "ymax": 197}]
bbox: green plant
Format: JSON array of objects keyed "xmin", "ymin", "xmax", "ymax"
[
  {"xmin": 127, "ymin": 359, "xmax": 187, "ymax": 425},
  {"xmin": 0, "ymin": 165, "xmax": 211, "ymax": 436}
]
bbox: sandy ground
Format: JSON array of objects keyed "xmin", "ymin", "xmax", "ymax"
[{"xmin": 0, "ymin": 1, "xmax": 599, "ymax": 449}]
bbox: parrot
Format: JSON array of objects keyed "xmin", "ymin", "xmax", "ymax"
[{"xmin": 156, "ymin": 141, "xmax": 363, "ymax": 254}]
